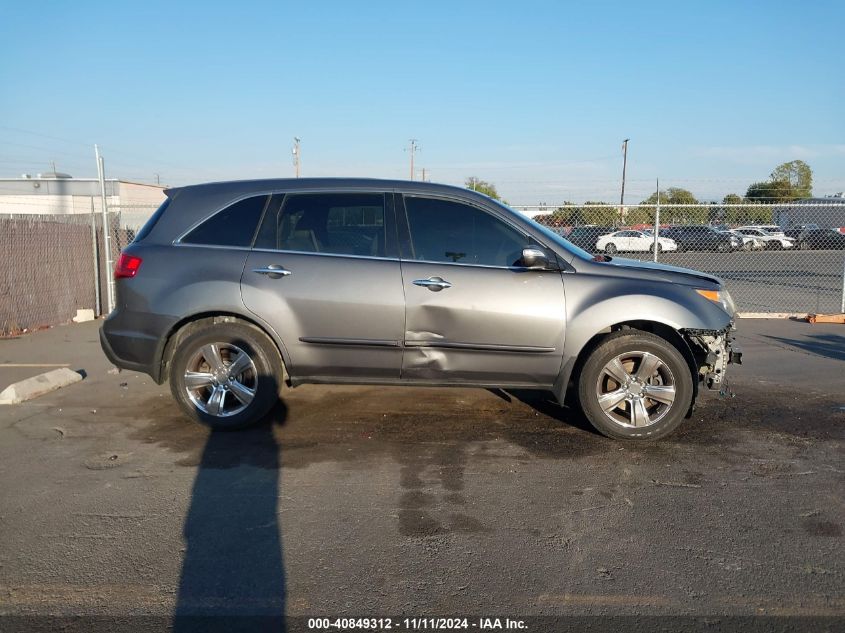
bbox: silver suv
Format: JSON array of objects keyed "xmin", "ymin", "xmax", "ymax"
[{"xmin": 100, "ymin": 179, "xmax": 741, "ymax": 440}]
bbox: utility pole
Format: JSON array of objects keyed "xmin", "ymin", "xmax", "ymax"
[
  {"xmin": 292, "ymin": 137, "xmax": 301, "ymax": 177},
  {"xmin": 421, "ymin": 167, "xmax": 427, "ymax": 182},
  {"xmin": 154, "ymin": 173, "xmax": 160, "ymax": 185},
  {"xmin": 407, "ymin": 139, "xmax": 419, "ymax": 180},
  {"xmin": 619, "ymin": 138, "xmax": 629, "ymax": 224}
]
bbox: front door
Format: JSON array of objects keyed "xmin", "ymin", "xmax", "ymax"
[
  {"xmin": 241, "ymin": 191, "xmax": 405, "ymax": 380},
  {"xmin": 398, "ymin": 194, "xmax": 566, "ymax": 385}
]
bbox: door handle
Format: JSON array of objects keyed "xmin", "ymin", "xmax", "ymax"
[
  {"xmin": 252, "ymin": 265, "xmax": 292, "ymax": 279},
  {"xmin": 413, "ymin": 276, "xmax": 452, "ymax": 291}
]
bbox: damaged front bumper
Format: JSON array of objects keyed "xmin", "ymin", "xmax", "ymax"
[{"xmin": 684, "ymin": 324, "xmax": 743, "ymax": 391}]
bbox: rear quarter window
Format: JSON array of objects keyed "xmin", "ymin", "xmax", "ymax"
[{"xmin": 181, "ymin": 195, "xmax": 269, "ymax": 247}]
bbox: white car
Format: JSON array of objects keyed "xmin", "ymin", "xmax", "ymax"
[
  {"xmin": 722, "ymin": 229, "xmax": 764, "ymax": 251},
  {"xmin": 734, "ymin": 227, "xmax": 794, "ymax": 249},
  {"xmin": 596, "ymin": 230, "xmax": 678, "ymax": 254},
  {"xmin": 736, "ymin": 224, "xmax": 786, "ymax": 237}
]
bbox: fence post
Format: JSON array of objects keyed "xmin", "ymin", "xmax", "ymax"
[
  {"xmin": 95, "ymin": 144, "xmax": 114, "ymax": 313},
  {"xmin": 652, "ymin": 180, "xmax": 660, "ymax": 262},
  {"xmin": 841, "ymin": 255, "xmax": 845, "ymax": 314},
  {"xmin": 90, "ymin": 198, "xmax": 101, "ymax": 316}
]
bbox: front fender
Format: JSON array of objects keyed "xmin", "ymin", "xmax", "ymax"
[{"xmin": 553, "ymin": 278, "xmax": 732, "ymax": 401}]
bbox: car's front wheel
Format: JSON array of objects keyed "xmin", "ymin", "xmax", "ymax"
[
  {"xmin": 169, "ymin": 322, "xmax": 282, "ymax": 430},
  {"xmin": 604, "ymin": 243, "xmax": 618, "ymax": 254},
  {"xmin": 577, "ymin": 331, "xmax": 693, "ymax": 440}
]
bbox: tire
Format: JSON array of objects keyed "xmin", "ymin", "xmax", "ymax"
[
  {"xmin": 577, "ymin": 331, "xmax": 694, "ymax": 440},
  {"xmin": 169, "ymin": 322, "xmax": 282, "ymax": 430},
  {"xmin": 649, "ymin": 243, "xmax": 662, "ymax": 254},
  {"xmin": 799, "ymin": 240, "xmax": 809, "ymax": 250},
  {"xmin": 605, "ymin": 243, "xmax": 617, "ymax": 254},
  {"xmin": 716, "ymin": 242, "xmax": 728, "ymax": 252},
  {"xmin": 742, "ymin": 240, "xmax": 753, "ymax": 251}
]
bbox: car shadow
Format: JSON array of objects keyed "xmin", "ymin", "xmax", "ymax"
[
  {"xmin": 763, "ymin": 333, "xmax": 845, "ymax": 362},
  {"xmin": 173, "ymin": 398, "xmax": 288, "ymax": 633},
  {"xmin": 492, "ymin": 388, "xmax": 602, "ymax": 436}
]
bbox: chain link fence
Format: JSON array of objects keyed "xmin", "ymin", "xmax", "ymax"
[
  {"xmin": 1, "ymin": 203, "xmax": 158, "ymax": 334},
  {"xmin": 527, "ymin": 202, "xmax": 845, "ymax": 314},
  {"xmin": 2, "ymin": 200, "xmax": 845, "ymax": 334}
]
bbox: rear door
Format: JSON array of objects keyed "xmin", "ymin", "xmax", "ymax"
[
  {"xmin": 241, "ymin": 191, "xmax": 405, "ymax": 380},
  {"xmin": 617, "ymin": 231, "xmax": 636, "ymax": 251},
  {"xmin": 397, "ymin": 194, "xmax": 566, "ymax": 385}
]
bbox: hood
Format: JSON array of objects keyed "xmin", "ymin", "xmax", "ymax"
[{"xmin": 590, "ymin": 256, "xmax": 723, "ymax": 287}]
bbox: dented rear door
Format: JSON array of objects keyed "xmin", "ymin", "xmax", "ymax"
[{"xmin": 398, "ymin": 194, "xmax": 566, "ymax": 385}]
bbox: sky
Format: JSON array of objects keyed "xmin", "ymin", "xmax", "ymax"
[{"xmin": 1, "ymin": 0, "xmax": 843, "ymax": 205}]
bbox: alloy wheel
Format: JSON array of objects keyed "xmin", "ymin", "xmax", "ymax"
[
  {"xmin": 595, "ymin": 351, "xmax": 676, "ymax": 428},
  {"xmin": 184, "ymin": 343, "xmax": 258, "ymax": 417}
]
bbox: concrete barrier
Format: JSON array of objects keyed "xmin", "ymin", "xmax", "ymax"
[{"xmin": 0, "ymin": 368, "xmax": 83, "ymax": 404}]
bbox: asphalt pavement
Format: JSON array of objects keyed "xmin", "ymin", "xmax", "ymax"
[
  {"xmin": 622, "ymin": 249, "xmax": 845, "ymax": 314},
  {"xmin": 0, "ymin": 318, "xmax": 843, "ymax": 631}
]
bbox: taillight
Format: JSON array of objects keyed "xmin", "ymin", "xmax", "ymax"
[{"xmin": 115, "ymin": 253, "xmax": 143, "ymax": 279}]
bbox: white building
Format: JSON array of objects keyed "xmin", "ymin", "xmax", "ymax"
[{"xmin": 0, "ymin": 172, "xmax": 166, "ymax": 216}]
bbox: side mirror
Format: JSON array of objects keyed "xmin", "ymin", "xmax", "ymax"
[{"xmin": 520, "ymin": 247, "xmax": 549, "ymax": 270}]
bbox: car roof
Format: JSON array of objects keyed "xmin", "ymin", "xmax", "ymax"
[
  {"xmin": 164, "ymin": 177, "xmax": 476, "ymax": 199},
  {"xmin": 144, "ymin": 177, "xmax": 540, "ymax": 246}
]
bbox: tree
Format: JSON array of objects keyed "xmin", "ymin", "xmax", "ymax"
[
  {"xmin": 745, "ymin": 179, "xmax": 795, "ymax": 202},
  {"xmin": 770, "ymin": 160, "xmax": 812, "ymax": 199},
  {"xmin": 533, "ymin": 201, "xmax": 617, "ymax": 228},
  {"xmin": 722, "ymin": 193, "xmax": 742, "ymax": 205},
  {"xmin": 640, "ymin": 187, "xmax": 699, "ymax": 205},
  {"xmin": 744, "ymin": 161, "xmax": 813, "ymax": 203},
  {"xmin": 638, "ymin": 188, "xmax": 704, "ymax": 224},
  {"xmin": 465, "ymin": 177, "xmax": 501, "ymax": 201}
]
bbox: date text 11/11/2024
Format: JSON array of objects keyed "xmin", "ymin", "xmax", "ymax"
[{"xmin": 307, "ymin": 617, "xmax": 528, "ymax": 630}]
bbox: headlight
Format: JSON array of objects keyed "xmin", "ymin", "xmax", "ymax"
[{"xmin": 695, "ymin": 288, "xmax": 736, "ymax": 315}]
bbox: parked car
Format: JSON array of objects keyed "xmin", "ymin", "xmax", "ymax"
[
  {"xmin": 721, "ymin": 229, "xmax": 763, "ymax": 251},
  {"xmin": 565, "ymin": 225, "xmax": 615, "ymax": 252},
  {"xmin": 734, "ymin": 227, "xmax": 794, "ymax": 250},
  {"xmin": 737, "ymin": 224, "xmax": 786, "ymax": 237},
  {"xmin": 794, "ymin": 228, "xmax": 845, "ymax": 250},
  {"xmin": 596, "ymin": 230, "xmax": 677, "ymax": 254},
  {"xmin": 659, "ymin": 225, "xmax": 736, "ymax": 252},
  {"xmin": 100, "ymin": 179, "xmax": 741, "ymax": 440},
  {"xmin": 784, "ymin": 224, "xmax": 820, "ymax": 240}
]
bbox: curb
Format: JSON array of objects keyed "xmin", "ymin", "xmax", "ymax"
[
  {"xmin": 736, "ymin": 312, "xmax": 808, "ymax": 319},
  {"xmin": 0, "ymin": 368, "xmax": 83, "ymax": 405}
]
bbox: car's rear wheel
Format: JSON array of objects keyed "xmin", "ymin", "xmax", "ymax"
[
  {"xmin": 577, "ymin": 331, "xmax": 693, "ymax": 440},
  {"xmin": 649, "ymin": 243, "xmax": 662, "ymax": 254},
  {"xmin": 742, "ymin": 240, "xmax": 753, "ymax": 251},
  {"xmin": 799, "ymin": 240, "xmax": 810, "ymax": 250},
  {"xmin": 605, "ymin": 243, "xmax": 617, "ymax": 254},
  {"xmin": 169, "ymin": 322, "xmax": 282, "ymax": 430}
]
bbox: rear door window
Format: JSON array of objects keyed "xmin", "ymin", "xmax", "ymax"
[
  {"xmin": 181, "ymin": 195, "xmax": 269, "ymax": 247},
  {"xmin": 253, "ymin": 193, "xmax": 387, "ymax": 257}
]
